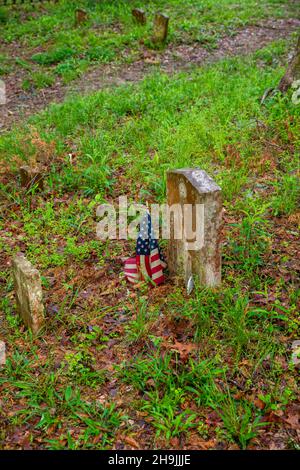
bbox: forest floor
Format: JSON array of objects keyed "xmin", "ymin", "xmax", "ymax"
[{"xmin": 0, "ymin": 0, "xmax": 299, "ymax": 450}]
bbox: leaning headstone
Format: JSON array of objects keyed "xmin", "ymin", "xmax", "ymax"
[
  {"xmin": 0, "ymin": 341, "xmax": 5, "ymax": 367},
  {"xmin": 167, "ymin": 168, "xmax": 222, "ymax": 287},
  {"xmin": 152, "ymin": 12, "xmax": 169, "ymax": 44},
  {"xmin": 12, "ymin": 253, "xmax": 44, "ymax": 333},
  {"xmin": 75, "ymin": 8, "xmax": 88, "ymax": 26},
  {"xmin": 20, "ymin": 165, "xmax": 44, "ymax": 191},
  {"xmin": 132, "ymin": 8, "xmax": 146, "ymax": 25}
]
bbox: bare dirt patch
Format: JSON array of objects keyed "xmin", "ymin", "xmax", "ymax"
[{"xmin": 1, "ymin": 18, "xmax": 299, "ymax": 131}]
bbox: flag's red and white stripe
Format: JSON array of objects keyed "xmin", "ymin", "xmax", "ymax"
[
  {"xmin": 124, "ymin": 257, "xmax": 139, "ymax": 284},
  {"xmin": 124, "ymin": 248, "xmax": 166, "ymax": 285}
]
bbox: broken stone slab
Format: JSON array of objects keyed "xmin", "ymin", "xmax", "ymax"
[
  {"xmin": 167, "ymin": 168, "xmax": 222, "ymax": 287},
  {"xmin": 152, "ymin": 12, "xmax": 169, "ymax": 44},
  {"xmin": 20, "ymin": 165, "xmax": 44, "ymax": 191},
  {"xmin": 0, "ymin": 341, "xmax": 5, "ymax": 367},
  {"xmin": 12, "ymin": 253, "xmax": 45, "ymax": 334},
  {"xmin": 132, "ymin": 8, "xmax": 146, "ymax": 25},
  {"xmin": 75, "ymin": 8, "xmax": 88, "ymax": 26}
]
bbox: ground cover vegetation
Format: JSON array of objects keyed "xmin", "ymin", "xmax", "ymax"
[{"xmin": 0, "ymin": 0, "xmax": 299, "ymax": 450}]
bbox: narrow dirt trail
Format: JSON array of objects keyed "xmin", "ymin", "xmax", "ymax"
[{"xmin": 1, "ymin": 18, "xmax": 299, "ymax": 131}]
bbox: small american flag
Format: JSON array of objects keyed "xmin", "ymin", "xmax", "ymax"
[{"xmin": 124, "ymin": 212, "xmax": 167, "ymax": 285}]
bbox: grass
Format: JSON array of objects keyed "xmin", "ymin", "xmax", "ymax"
[
  {"xmin": 2, "ymin": 39, "xmax": 299, "ymax": 203},
  {"xmin": 0, "ymin": 3, "xmax": 299, "ymax": 450},
  {"xmin": 2, "ymin": 355, "xmax": 122, "ymax": 449},
  {"xmin": 0, "ymin": 0, "xmax": 299, "ymax": 87}
]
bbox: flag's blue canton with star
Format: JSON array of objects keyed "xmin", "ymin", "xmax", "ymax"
[{"xmin": 124, "ymin": 212, "xmax": 167, "ymax": 285}]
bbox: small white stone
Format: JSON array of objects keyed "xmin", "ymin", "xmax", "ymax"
[{"xmin": 187, "ymin": 276, "xmax": 194, "ymax": 295}]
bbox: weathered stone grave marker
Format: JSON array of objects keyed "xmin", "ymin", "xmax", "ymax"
[
  {"xmin": 13, "ymin": 253, "xmax": 44, "ymax": 333},
  {"xmin": 75, "ymin": 8, "xmax": 88, "ymax": 26},
  {"xmin": 132, "ymin": 8, "xmax": 146, "ymax": 25},
  {"xmin": 0, "ymin": 341, "xmax": 5, "ymax": 367},
  {"xmin": 152, "ymin": 12, "xmax": 169, "ymax": 44},
  {"xmin": 167, "ymin": 168, "xmax": 222, "ymax": 287},
  {"xmin": 20, "ymin": 165, "xmax": 44, "ymax": 191}
]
